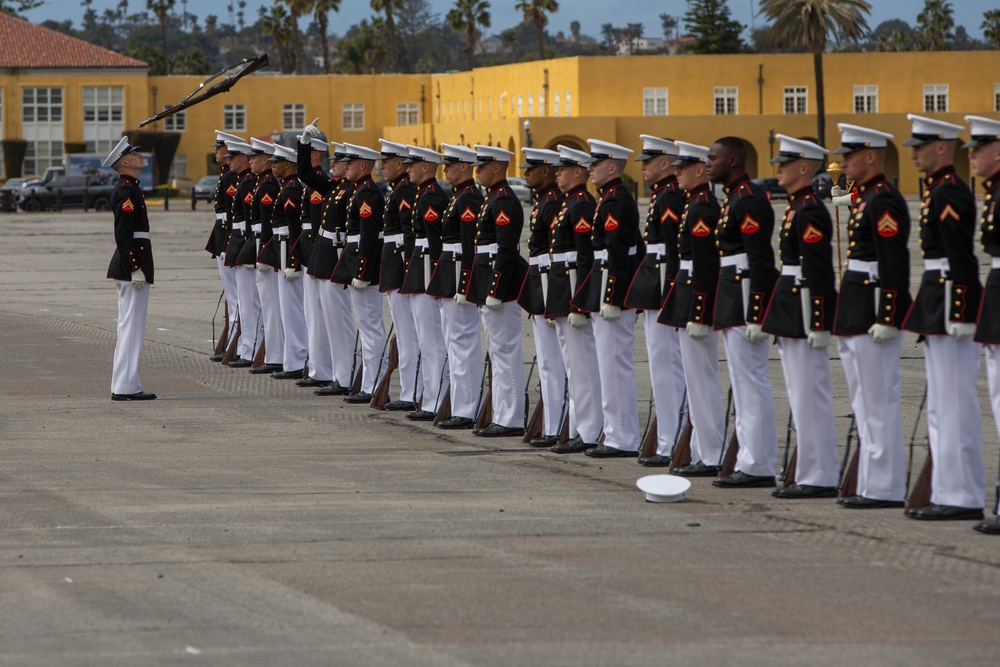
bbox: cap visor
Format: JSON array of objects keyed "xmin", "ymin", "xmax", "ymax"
[
  {"xmin": 902, "ymin": 137, "xmax": 930, "ymax": 147},
  {"xmin": 770, "ymin": 155, "xmax": 797, "ymax": 164}
]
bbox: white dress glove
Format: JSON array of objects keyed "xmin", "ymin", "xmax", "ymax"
[
  {"xmin": 832, "ymin": 193, "xmax": 853, "ymax": 207},
  {"xmin": 830, "ymin": 185, "xmax": 843, "ymax": 197},
  {"xmin": 298, "ymin": 117, "xmax": 321, "ymax": 145},
  {"xmin": 686, "ymin": 321, "xmax": 710, "ymax": 339},
  {"xmin": 745, "ymin": 323, "xmax": 769, "ymax": 343},
  {"xmin": 568, "ymin": 312, "xmax": 588, "ymax": 328},
  {"xmin": 351, "ymin": 278, "xmax": 370, "ymax": 290},
  {"xmin": 947, "ymin": 322, "xmax": 976, "ymax": 341},
  {"xmin": 255, "ymin": 262, "xmax": 268, "ymax": 272},
  {"xmin": 807, "ymin": 330, "xmax": 833, "ymax": 349},
  {"xmin": 545, "ymin": 318, "xmax": 556, "ymax": 328},
  {"xmin": 867, "ymin": 324, "xmax": 899, "ymax": 343},
  {"xmin": 284, "ymin": 268, "xmax": 299, "ymax": 281},
  {"xmin": 599, "ymin": 303, "xmax": 621, "ymax": 321},
  {"xmin": 485, "ymin": 296, "xmax": 503, "ymax": 310},
  {"xmin": 130, "ymin": 270, "xmax": 146, "ymax": 289},
  {"xmin": 454, "ymin": 293, "xmax": 468, "ymax": 305}
]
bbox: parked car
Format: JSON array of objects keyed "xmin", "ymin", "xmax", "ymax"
[
  {"xmin": 192, "ymin": 175, "xmax": 219, "ymax": 202},
  {"xmin": 812, "ymin": 172, "xmax": 833, "ymax": 199},
  {"xmin": 18, "ymin": 175, "xmax": 116, "ymax": 212},
  {"xmin": 0, "ymin": 177, "xmax": 32, "ymax": 212},
  {"xmin": 751, "ymin": 177, "xmax": 788, "ymax": 200},
  {"xmin": 506, "ymin": 177, "xmax": 533, "ymax": 203}
]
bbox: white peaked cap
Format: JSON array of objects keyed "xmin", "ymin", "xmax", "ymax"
[
  {"xmin": 520, "ymin": 147, "xmax": 560, "ymax": 169},
  {"xmin": 250, "ymin": 137, "xmax": 275, "ymax": 154},
  {"xmin": 379, "ymin": 139, "xmax": 408, "ymax": 158},
  {"xmin": 310, "ymin": 138, "xmax": 330, "ymax": 152},
  {"xmin": 103, "ymin": 136, "xmax": 141, "ymax": 167},
  {"xmin": 557, "ymin": 145, "xmax": 594, "ymax": 168},
  {"xmin": 225, "ymin": 140, "xmax": 253, "ymax": 157},
  {"xmin": 671, "ymin": 141, "xmax": 710, "ymax": 166},
  {"xmin": 903, "ymin": 114, "xmax": 965, "ymax": 146},
  {"xmin": 213, "ymin": 130, "xmax": 244, "ymax": 147},
  {"xmin": 440, "ymin": 143, "xmax": 477, "ymax": 164},
  {"xmin": 269, "ymin": 144, "xmax": 296, "ymax": 162},
  {"xmin": 474, "ymin": 144, "xmax": 516, "ymax": 165},
  {"xmin": 404, "ymin": 145, "xmax": 444, "ymax": 164},
  {"xmin": 637, "ymin": 134, "xmax": 679, "ymax": 161},
  {"xmin": 588, "ymin": 138, "xmax": 634, "ymax": 161},
  {"xmin": 770, "ymin": 134, "xmax": 830, "ymax": 163},
  {"xmin": 834, "ymin": 123, "xmax": 894, "ymax": 154},
  {"xmin": 636, "ymin": 474, "xmax": 692, "ymax": 503},
  {"xmin": 339, "ymin": 143, "xmax": 382, "ymax": 161},
  {"xmin": 963, "ymin": 115, "xmax": 1000, "ymax": 149}
]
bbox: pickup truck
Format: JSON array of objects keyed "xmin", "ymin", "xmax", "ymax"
[{"xmin": 18, "ymin": 174, "xmax": 117, "ymax": 212}]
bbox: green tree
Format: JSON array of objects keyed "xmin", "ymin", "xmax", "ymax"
[
  {"xmin": 278, "ymin": 0, "xmax": 315, "ymax": 74},
  {"xmin": 682, "ymin": 0, "xmax": 745, "ymax": 54},
  {"xmin": 984, "ymin": 9, "xmax": 1000, "ymax": 49},
  {"xmin": 600, "ymin": 23, "xmax": 616, "ymax": 50},
  {"xmin": 759, "ymin": 0, "xmax": 871, "ymax": 148},
  {"xmin": 446, "ymin": 0, "xmax": 491, "ymax": 71},
  {"xmin": 314, "ymin": 0, "xmax": 341, "ymax": 72},
  {"xmin": 335, "ymin": 18, "xmax": 388, "ymax": 73},
  {"xmin": 371, "ymin": 0, "xmax": 404, "ymax": 71},
  {"xmin": 170, "ymin": 47, "xmax": 211, "ymax": 75},
  {"xmin": 124, "ymin": 41, "xmax": 168, "ymax": 75},
  {"xmin": 660, "ymin": 13, "xmax": 677, "ymax": 41},
  {"xmin": 915, "ymin": 0, "xmax": 954, "ymax": 51},
  {"xmin": 569, "ymin": 19, "xmax": 580, "ymax": 41},
  {"xmin": 262, "ymin": 3, "xmax": 296, "ymax": 73},
  {"xmin": 146, "ymin": 0, "xmax": 176, "ymax": 71},
  {"xmin": 0, "ymin": 1, "xmax": 43, "ymax": 16},
  {"xmin": 515, "ymin": 0, "xmax": 558, "ymax": 61}
]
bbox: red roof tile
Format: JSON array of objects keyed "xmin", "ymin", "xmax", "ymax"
[{"xmin": 0, "ymin": 13, "xmax": 147, "ymax": 69}]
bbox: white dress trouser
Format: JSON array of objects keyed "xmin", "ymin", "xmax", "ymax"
[
  {"xmin": 318, "ymin": 280, "xmax": 355, "ymax": 387},
  {"xmin": 111, "ymin": 280, "xmax": 149, "ymax": 395},
  {"xmin": 303, "ymin": 275, "xmax": 332, "ymax": 381},
  {"xmin": 985, "ymin": 345, "xmax": 1000, "ymax": 515},
  {"xmin": 439, "ymin": 298, "xmax": 482, "ymax": 420},
  {"xmin": 386, "ymin": 290, "xmax": 420, "ymax": 403},
  {"xmin": 531, "ymin": 315, "xmax": 567, "ymax": 436},
  {"xmin": 644, "ymin": 312, "xmax": 686, "ymax": 457},
  {"xmin": 838, "ymin": 333, "xmax": 906, "ymax": 502},
  {"xmin": 216, "ymin": 257, "xmax": 240, "ymax": 345},
  {"xmin": 554, "ymin": 318, "xmax": 604, "ymax": 443},
  {"xmin": 777, "ymin": 337, "xmax": 840, "ymax": 488},
  {"xmin": 349, "ymin": 285, "xmax": 386, "ymax": 395},
  {"xmin": 925, "ymin": 335, "xmax": 984, "ymax": 508},
  {"xmin": 722, "ymin": 326, "xmax": 779, "ymax": 476},
  {"xmin": 278, "ymin": 272, "xmax": 308, "ymax": 371},
  {"xmin": 591, "ymin": 310, "xmax": 640, "ymax": 451},
  {"xmin": 412, "ymin": 293, "xmax": 449, "ymax": 411},
  {"xmin": 678, "ymin": 327, "xmax": 726, "ymax": 466},
  {"xmin": 235, "ymin": 266, "xmax": 263, "ymax": 361},
  {"xmin": 255, "ymin": 269, "xmax": 284, "ymax": 365},
  {"xmin": 480, "ymin": 302, "xmax": 525, "ymax": 428}
]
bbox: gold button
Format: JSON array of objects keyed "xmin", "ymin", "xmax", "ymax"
[{"xmin": 886, "ymin": 305, "xmax": 892, "ymax": 310}]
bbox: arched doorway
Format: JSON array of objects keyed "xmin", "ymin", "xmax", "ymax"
[
  {"xmin": 734, "ymin": 138, "xmax": 760, "ymax": 178},
  {"xmin": 546, "ymin": 135, "xmax": 585, "ymax": 152}
]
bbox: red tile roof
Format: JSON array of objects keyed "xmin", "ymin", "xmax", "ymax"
[{"xmin": 0, "ymin": 13, "xmax": 147, "ymax": 69}]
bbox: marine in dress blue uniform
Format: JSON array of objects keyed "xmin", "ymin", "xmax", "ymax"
[{"xmin": 206, "ymin": 130, "xmax": 243, "ymax": 362}]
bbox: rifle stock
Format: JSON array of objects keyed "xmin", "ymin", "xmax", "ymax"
[
  {"xmin": 214, "ymin": 301, "xmax": 230, "ymax": 355},
  {"xmin": 639, "ymin": 416, "xmax": 658, "ymax": 459},
  {"xmin": 905, "ymin": 452, "xmax": 933, "ymax": 511},
  {"xmin": 475, "ymin": 355, "xmax": 493, "ymax": 429},
  {"xmin": 369, "ymin": 335, "xmax": 399, "ymax": 409},
  {"xmin": 221, "ymin": 316, "xmax": 241, "ymax": 365},
  {"xmin": 522, "ymin": 394, "xmax": 544, "ymax": 443},
  {"xmin": 719, "ymin": 432, "xmax": 740, "ymax": 477},
  {"xmin": 350, "ymin": 359, "xmax": 364, "ymax": 395},
  {"xmin": 433, "ymin": 386, "xmax": 452, "ymax": 425},
  {"xmin": 839, "ymin": 448, "xmax": 859, "ymax": 498},
  {"xmin": 250, "ymin": 336, "xmax": 266, "ymax": 368},
  {"xmin": 668, "ymin": 419, "xmax": 693, "ymax": 471},
  {"xmin": 781, "ymin": 448, "xmax": 798, "ymax": 487}
]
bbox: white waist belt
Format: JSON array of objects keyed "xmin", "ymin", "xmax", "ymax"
[
  {"xmin": 272, "ymin": 226, "xmax": 289, "ymax": 236},
  {"xmin": 924, "ymin": 258, "xmax": 950, "ymax": 272},
  {"xmin": 593, "ymin": 250, "xmax": 609, "ymax": 261},
  {"xmin": 647, "ymin": 243, "xmax": 666, "ymax": 257},
  {"xmin": 384, "ymin": 233, "xmax": 404, "ymax": 245},
  {"xmin": 476, "ymin": 243, "xmax": 498, "ymax": 255},
  {"xmin": 551, "ymin": 251, "xmax": 578, "ymax": 264},
  {"xmin": 251, "ymin": 223, "xmax": 262, "ymax": 233},
  {"xmin": 232, "ymin": 221, "xmax": 246, "ymax": 232},
  {"xmin": 346, "ymin": 234, "xmax": 360, "ymax": 244},
  {"xmin": 993, "ymin": 257, "xmax": 1000, "ymax": 269},
  {"xmin": 781, "ymin": 265, "xmax": 802, "ymax": 279},
  {"xmin": 679, "ymin": 259, "xmax": 693, "ymax": 272},
  {"xmin": 215, "ymin": 213, "xmax": 226, "ymax": 223},
  {"xmin": 442, "ymin": 242, "xmax": 462, "ymax": 254},
  {"xmin": 320, "ymin": 229, "xmax": 342, "ymax": 241},
  {"xmin": 133, "ymin": 232, "xmax": 150, "ymax": 240},
  {"xmin": 628, "ymin": 245, "xmax": 638, "ymax": 256},
  {"xmin": 720, "ymin": 252, "xmax": 748, "ymax": 269},
  {"xmin": 847, "ymin": 259, "xmax": 879, "ymax": 280},
  {"xmin": 414, "ymin": 238, "xmax": 429, "ymax": 250},
  {"xmin": 302, "ymin": 223, "xmax": 313, "ymax": 232},
  {"xmin": 530, "ymin": 255, "xmax": 551, "ymax": 268}
]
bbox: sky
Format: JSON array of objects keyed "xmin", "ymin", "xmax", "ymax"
[{"xmin": 22, "ymin": 0, "xmax": 994, "ymax": 41}]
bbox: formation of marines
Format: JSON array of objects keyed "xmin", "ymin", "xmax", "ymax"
[{"xmin": 173, "ymin": 114, "xmax": 1000, "ymax": 535}]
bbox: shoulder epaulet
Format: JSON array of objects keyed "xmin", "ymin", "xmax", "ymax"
[
  {"xmin": 737, "ymin": 182, "xmax": 752, "ymax": 196},
  {"xmin": 695, "ymin": 191, "xmax": 711, "ymax": 204},
  {"xmin": 801, "ymin": 193, "xmax": 819, "ymax": 209},
  {"xmin": 875, "ymin": 181, "xmax": 892, "ymax": 194}
]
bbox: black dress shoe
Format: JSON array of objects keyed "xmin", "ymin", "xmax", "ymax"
[
  {"xmin": 227, "ymin": 359, "xmax": 253, "ymax": 368},
  {"xmin": 672, "ymin": 461, "xmax": 721, "ymax": 477},
  {"xmin": 713, "ymin": 471, "xmax": 777, "ymax": 488},
  {"xmin": 638, "ymin": 454, "xmax": 672, "ymax": 467},
  {"xmin": 386, "ymin": 400, "xmax": 417, "ymax": 411},
  {"xmin": 474, "ymin": 423, "xmax": 525, "ymax": 437},
  {"xmin": 529, "ymin": 435, "xmax": 559, "ymax": 447},
  {"xmin": 249, "ymin": 363, "xmax": 283, "ymax": 374},
  {"xmin": 271, "ymin": 368, "xmax": 306, "ymax": 379},
  {"xmin": 905, "ymin": 503, "xmax": 984, "ymax": 521},
  {"xmin": 344, "ymin": 391, "xmax": 373, "ymax": 404},
  {"xmin": 549, "ymin": 437, "xmax": 594, "ymax": 454},
  {"xmin": 772, "ymin": 484, "xmax": 838, "ymax": 499},
  {"xmin": 314, "ymin": 382, "xmax": 349, "ymax": 396},
  {"xmin": 111, "ymin": 391, "xmax": 157, "ymax": 401},
  {"xmin": 584, "ymin": 445, "xmax": 639, "ymax": 458},
  {"xmin": 406, "ymin": 410, "xmax": 437, "ymax": 421},
  {"xmin": 839, "ymin": 495, "xmax": 905, "ymax": 509},
  {"xmin": 973, "ymin": 517, "xmax": 1000, "ymax": 534},
  {"xmin": 436, "ymin": 416, "xmax": 475, "ymax": 429},
  {"xmin": 209, "ymin": 353, "xmax": 225, "ymax": 362},
  {"xmin": 296, "ymin": 378, "xmax": 331, "ymax": 388}
]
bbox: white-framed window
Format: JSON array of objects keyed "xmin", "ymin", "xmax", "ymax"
[
  {"xmin": 923, "ymin": 84, "xmax": 948, "ymax": 113},
  {"xmin": 282, "ymin": 103, "xmax": 306, "ymax": 131},
  {"xmin": 853, "ymin": 85, "xmax": 878, "ymax": 114},
  {"xmin": 994, "ymin": 83, "xmax": 1000, "ymax": 112},
  {"xmin": 396, "ymin": 102, "xmax": 419, "ymax": 126},
  {"xmin": 538, "ymin": 90, "xmax": 545, "ymax": 117},
  {"xmin": 783, "ymin": 86, "xmax": 808, "ymax": 114},
  {"xmin": 488, "ymin": 96, "xmax": 493, "ymax": 119},
  {"xmin": 528, "ymin": 93, "xmax": 534, "ymax": 117},
  {"xmin": 517, "ymin": 94, "xmax": 523, "ymax": 117},
  {"xmin": 223, "ymin": 103, "xmax": 246, "ymax": 131},
  {"xmin": 714, "ymin": 87, "xmax": 738, "ymax": 115},
  {"xmin": 22, "ymin": 87, "xmax": 64, "ymax": 175},
  {"xmin": 83, "ymin": 87, "xmax": 124, "ymax": 155},
  {"xmin": 554, "ymin": 91, "xmax": 560, "ymax": 117},
  {"xmin": 565, "ymin": 90, "xmax": 571, "ymax": 117},
  {"xmin": 163, "ymin": 106, "xmax": 186, "ymax": 131},
  {"xmin": 342, "ymin": 102, "xmax": 364, "ymax": 131},
  {"xmin": 478, "ymin": 98, "xmax": 482, "ymax": 119},
  {"xmin": 463, "ymin": 99, "xmax": 468, "ymax": 121},
  {"xmin": 168, "ymin": 154, "xmax": 187, "ymax": 180},
  {"xmin": 449, "ymin": 100, "xmax": 454, "ymax": 121},
  {"xmin": 643, "ymin": 87, "xmax": 668, "ymax": 116}
]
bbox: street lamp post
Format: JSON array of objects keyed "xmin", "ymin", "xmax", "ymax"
[{"xmin": 523, "ymin": 119, "xmax": 532, "ymax": 148}]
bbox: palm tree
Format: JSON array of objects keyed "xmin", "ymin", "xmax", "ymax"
[
  {"xmin": 984, "ymin": 9, "xmax": 1000, "ymax": 50},
  {"xmin": 915, "ymin": 0, "xmax": 954, "ymax": 51},
  {"xmin": 758, "ymin": 0, "xmax": 871, "ymax": 149},
  {"xmin": 279, "ymin": 0, "xmax": 314, "ymax": 73},
  {"xmin": 371, "ymin": 0, "xmax": 404, "ymax": 71},
  {"xmin": 146, "ymin": 0, "xmax": 175, "ymax": 71},
  {"xmin": 515, "ymin": 0, "xmax": 558, "ymax": 60},
  {"xmin": 447, "ymin": 0, "xmax": 491, "ymax": 71},
  {"xmin": 262, "ymin": 3, "xmax": 296, "ymax": 73},
  {"xmin": 314, "ymin": 0, "xmax": 341, "ymax": 72}
]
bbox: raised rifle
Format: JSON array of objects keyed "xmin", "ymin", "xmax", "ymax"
[
  {"xmin": 904, "ymin": 384, "xmax": 931, "ymax": 511},
  {"xmin": 521, "ymin": 355, "xmax": 541, "ymax": 442},
  {"xmin": 369, "ymin": 334, "xmax": 399, "ymax": 409},
  {"xmin": 474, "ymin": 354, "xmax": 493, "ymax": 430}
]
